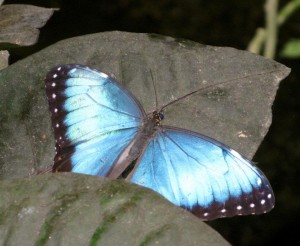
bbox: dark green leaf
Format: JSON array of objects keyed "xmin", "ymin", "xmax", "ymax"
[
  {"xmin": 0, "ymin": 173, "xmax": 229, "ymax": 245},
  {"xmin": 0, "ymin": 4, "xmax": 57, "ymax": 48},
  {"xmin": 0, "ymin": 31, "xmax": 290, "ymax": 244},
  {"xmin": 0, "ymin": 31, "xmax": 290, "ymax": 179}
]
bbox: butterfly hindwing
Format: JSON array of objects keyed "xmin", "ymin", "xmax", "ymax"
[
  {"xmin": 45, "ymin": 64, "xmax": 144, "ymax": 175},
  {"xmin": 129, "ymin": 127, "xmax": 274, "ymax": 220}
]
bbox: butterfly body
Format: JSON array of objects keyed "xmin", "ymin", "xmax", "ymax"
[
  {"xmin": 107, "ymin": 112, "xmax": 161, "ymax": 179},
  {"xmin": 45, "ymin": 64, "xmax": 275, "ymax": 220}
]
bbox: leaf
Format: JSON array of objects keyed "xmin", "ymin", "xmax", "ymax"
[
  {"xmin": 0, "ymin": 173, "xmax": 229, "ymax": 245},
  {"xmin": 0, "ymin": 4, "xmax": 57, "ymax": 47},
  {"xmin": 281, "ymin": 38, "xmax": 300, "ymax": 58},
  {"xmin": 0, "ymin": 31, "xmax": 290, "ymax": 245},
  {"xmin": 0, "ymin": 31, "xmax": 290, "ymax": 179},
  {"xmin": 0, "ymin": 50, "xmax": 9, "ymax": 70}
]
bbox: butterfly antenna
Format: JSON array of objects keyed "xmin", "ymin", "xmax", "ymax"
[
  {"xmin": 150, "ymin": 69, "xmax": 159, "ymax": 111},
  {"xmin": 30, "ymin": 165, "xmax": 52, "ymax": 177},
  {"xmin": 159, "ymin": 69, "xmax": 281, "ymax": 111}
]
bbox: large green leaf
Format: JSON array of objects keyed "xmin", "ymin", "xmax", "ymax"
[
  {"xmin": 0, "ymin": 173, "xmax": 229, "ymax": 245},
  {"xmin": 0, "ymin": 31, "xmax": 290, "ymax": 179},
  {"xmin": 0, "ymin": 31, "xmax": 290, "ymax": 244}
]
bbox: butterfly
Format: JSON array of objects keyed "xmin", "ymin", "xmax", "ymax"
[{"xmin": 45, "ymin": 64, "xmax": 275, "ymax": 220}]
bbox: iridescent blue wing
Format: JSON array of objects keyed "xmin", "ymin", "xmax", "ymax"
[
  {"xmin": 45, "ymin": 64, "xmax": 145, "ymax": 175},
  {"xmin": 129, "ymin": 127, "xmax": 275, "ymax": 220}
]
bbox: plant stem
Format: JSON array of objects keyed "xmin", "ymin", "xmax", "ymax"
[
  {"xmin": 264, "ymin": 0, "xmax": 278, "ymax": 59},
  {"xmin": 277, "ymin": 0, "xmax": 300, "ymax": 25},
  {"xmin": 248, "ymin": 0, "xmax": 300, "ymax": 56},
  {"xmin": 247, "ymin": 28, "xmax": 266, "ymax": 55}
]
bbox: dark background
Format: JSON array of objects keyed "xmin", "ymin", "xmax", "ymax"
[{"xmin": 4, "ymin": 0, "xmax": 300, "ymax": 245}]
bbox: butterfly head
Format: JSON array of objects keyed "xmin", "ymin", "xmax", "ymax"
[{"xmin": 152, "ymin": 111, "xmax": 164, "ymax": 126}]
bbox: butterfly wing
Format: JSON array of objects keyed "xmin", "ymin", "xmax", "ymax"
[
  {"xmin": 45, "ymin": 64, "xmax": 145, "ymax": 175},
  {"xmin": 129, "ymin": 126, "xmax": 275, "ymax": 220}
]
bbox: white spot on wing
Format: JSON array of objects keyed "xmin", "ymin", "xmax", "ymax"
[
  {"xmin": 237, "ymin": 205, "xmax": 242, "ymax": 210},
  {"xmin": 56, "ymin": 123, "xmax": 59, "ymax": 128},
  {"xmin": 57, "ymin": 67, "xmax": 61, "ymax": 71},
  {"xmin": 54, "ymin": 108, "xmax": 58, "ymax": 113},
  {"xmin": 52, "ymin": 93, "xmax": 56, "ymax": 99},
  {"xmin": 99, "ymin": 72, "xmax": 109, "ymax": 78},
  {"xmin": 203, "ymin": 212, "xmax": 208, "ymax": 217},
  {"xmin": 250, "ymin": 203, "xmax": 255, "ymax": 208},
  {"xmin": 257, "ymin": 178, "xmax": 262, "ymax": 186},
  {"xmin": 267, "ymin": 194, "xmax": 272, "ymax": 199},
  {"xmin": 261, "ymin": 199, "xmax": 266, "ymax": 205},
  {"xmin": 51, "ymin": 82, "xmax": 56, "ymax": 87},
  {"xmin": 221, "ymin": 209, "xmax": 226, "ymax": 213},
  {"xmin": 53, "ymin": 74, "xmax": 57, "ymax": 79}
]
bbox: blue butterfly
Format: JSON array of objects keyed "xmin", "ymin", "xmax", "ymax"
[{"xmin": 45, "ymin": 64, "xmax": 275, "ymax": 220}]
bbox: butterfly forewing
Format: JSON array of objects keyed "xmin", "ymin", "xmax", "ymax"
[
  {"xmin": 129, "ymin": 127, "xmax": 274, "ymax": 220},
  {"xmin": 45, "ymin": 64, "xmax": 145, "ymax": 174}
]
